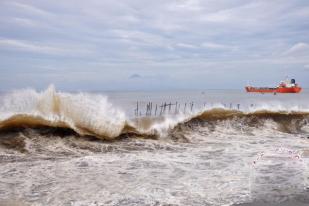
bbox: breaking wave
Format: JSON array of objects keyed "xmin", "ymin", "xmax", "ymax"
[
  {"xmin": 0, "ymin": 86, "xmax": 309, "ymax": 140},
  {"xmin": 187, "ymin": 109, "xmax": 309, "ymax": 134},
  {"xmin": 0, "ymin": 85, "xmax": 126, "ymax": 139}
]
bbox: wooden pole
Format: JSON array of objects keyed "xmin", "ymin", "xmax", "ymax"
[
  {"xmin": 148, "ymin": 102, "xmax": 150, "ymax": 116},
  {"xmin": 163, "ymin": 102, "xmax": 166, "ymax": 113},
  {"xmin": 168, "ymin": 102, "xmax": 171, "ymax": 113},
  {"xmin": 147, "ymin": 103, "xmax": 149, "ymax": 116},
  {"xmin": 175, "ymin": 102, "xmax": 178, "ymax": 114}
]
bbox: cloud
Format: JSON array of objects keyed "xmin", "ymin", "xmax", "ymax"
[
  {"xmin": 11, "ymin": 17, "xmax": 38, "ymax": 27},
  {"xmin": 0, "ymin": 0, "xmax": 309, "ymax": 90},
  {"xmin": 0, "ymin": 39, "xmax": 63, "ymax": 53},
  {"xmin": 201, "ymin": 42, "xmax": 236, "ymax": 50},
  {"xmin": 176, "ymin": 43, "xmax": 197, "ymax": 49},
  {"xmin": 283, "ymin": 42, "xmax": 309, "ymax": 56},
  {"xmin": 10, "ymin": 1, "xmax": 52, "ymax": 17},
  {"xmin": 0, "ymin": 38, "xmax": 93, "ymax": 56}
]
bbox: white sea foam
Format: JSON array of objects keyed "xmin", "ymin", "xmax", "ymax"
[
  {"xmin": 0, "ymin": 85, "xmax": 126, "ymax": 138},
  {"xmin": 0, "ymin": 86, "xmax": 309, "ymax": 139}
]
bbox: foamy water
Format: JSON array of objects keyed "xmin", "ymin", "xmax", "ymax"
[{"xmin": 0, "ymin": 86, "xmax": 309, "ymax": 205}]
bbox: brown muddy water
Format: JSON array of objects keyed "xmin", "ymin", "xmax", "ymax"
[{"xmin": 0, "ymin": 86, "xmax": 309, "ymax": 205}]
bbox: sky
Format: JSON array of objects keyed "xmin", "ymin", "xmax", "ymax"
[{"xmin": 0, "ymin": 0, "xmax": 309, "ymax": 91}]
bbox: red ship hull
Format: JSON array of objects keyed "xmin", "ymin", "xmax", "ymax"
[{"xmin": 245, "ymin": 86, "xmax": 302, "ymax": 93}]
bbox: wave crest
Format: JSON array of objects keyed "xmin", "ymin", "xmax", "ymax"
[
  {"xmin": 0, "ymin": 85, "xmax": 126, "ymax": 139},
  {"xmin": 187, "ymin": 108, "xmax": 309, "ymax": 134},
  {"xmin": 0, "ymin": 86, "xmax": 308, "ymax": 140}
]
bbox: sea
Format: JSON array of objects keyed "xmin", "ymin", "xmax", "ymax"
[{"xmin": 0, "ymin": 85, "xmax": 309, "ymax": 206}]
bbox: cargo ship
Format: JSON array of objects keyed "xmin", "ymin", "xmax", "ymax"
[{"xmin": 245, "ymin": 78, "xmax": 302, "ymax": 94}]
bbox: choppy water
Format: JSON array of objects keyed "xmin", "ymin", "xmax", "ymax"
[{"xmin": 0, "ymin": 86, "xmax": 309, "ymax": 206}]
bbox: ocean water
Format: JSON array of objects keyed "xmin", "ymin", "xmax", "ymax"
[{"xmin": 0, "ymin": 86, "xmax": 309, "ymax": 206}]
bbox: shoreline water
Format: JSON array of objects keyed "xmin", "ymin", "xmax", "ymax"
[{"xmin": 0, "ymin": 87, "xmax": 308, "ymax": 205}]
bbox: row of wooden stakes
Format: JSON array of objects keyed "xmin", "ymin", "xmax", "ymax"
[{"xmin": 134, "ymin": 102, "xmax": 245, "ymax": 117}]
